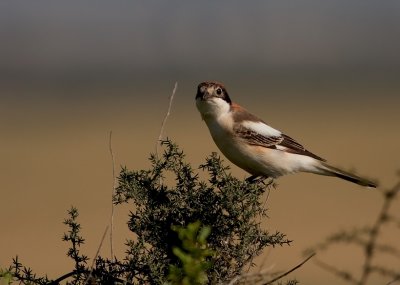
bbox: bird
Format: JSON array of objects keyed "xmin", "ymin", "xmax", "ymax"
[{"xmin": 195, "ymin": 81, "xmax": 377, "ymax": 188}]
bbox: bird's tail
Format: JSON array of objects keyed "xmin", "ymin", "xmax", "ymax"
[{"xmin": 317, "ymin": 162, "xmax": 378, "ymax": 188}]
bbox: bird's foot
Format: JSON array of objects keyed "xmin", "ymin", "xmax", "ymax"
[{"xmin": 246, "ymin": 175, "xmax": 273, "ymax": 186}]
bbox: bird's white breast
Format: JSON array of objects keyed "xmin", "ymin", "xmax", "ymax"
[{"xmin": 203, "ymin": 114, "xmax": 270, "ymax": 175}]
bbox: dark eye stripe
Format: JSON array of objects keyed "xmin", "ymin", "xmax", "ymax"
[{"xmin": 196, "ymin": 81, "xmax": 232, "ymax": 105}]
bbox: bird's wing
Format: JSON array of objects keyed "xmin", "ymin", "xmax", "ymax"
[{"xmin": 234, "ymin": 121, "xmax": 326, "ymax": 161}]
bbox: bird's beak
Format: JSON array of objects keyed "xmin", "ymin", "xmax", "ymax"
[
  {"xmin": 195, "ymin": 92, "xmax": 203, "ymax": 100},
  {"xmin": 196, "ymin": 85, "xmax": 208, "ymax": 101}
]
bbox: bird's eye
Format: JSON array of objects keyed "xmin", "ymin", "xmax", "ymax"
[{"xmin": 216, "ymin": 88, "xmax": 222, "ymax": 95}]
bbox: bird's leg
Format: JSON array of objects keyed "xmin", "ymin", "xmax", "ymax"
[
  {"xmin": 246, "ymin": 175, "xmax": 275, "ymax": 188},
  {"xmin": 245, "ymin": 175, "xmax": 260, "ymax": 183},
  {"xmin": 246, "ymin": 175, "xmax": 271, "ymax": 184}
]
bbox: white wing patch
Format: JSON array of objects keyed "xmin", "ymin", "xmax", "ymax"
[
  {"xmin": 275, "ymin": 145, "xmax": 288, "ymax": 151},
  {"xmin": 241, "ymin": 121, "xmax": 281, "ymax": 137},
  {"xmin": 235, "ymin": 120, "xmax": 326, "ymax": 161}
]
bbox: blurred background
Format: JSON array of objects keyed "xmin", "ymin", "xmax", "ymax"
[{"xmin": 1, "ymin": 1, "xmax": 399, "ymax": 284}]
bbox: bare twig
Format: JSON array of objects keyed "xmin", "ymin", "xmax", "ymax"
[
  {"xmin": 246, "ymin": 181, "xmax": 274, "ymax": 273},
  {"xmin": 227, "ymin": 268, "xmax": 272, "ymax": 285},
  {"xmin": 108, "ymin": 130, "xmax": 116, "ymax": 260},
  {"xmin": 313, "ymin": 180, "xmax": 400, "ymax": 285},
  {"xmin": 84, "ymin": 226, "xmax": 109, "ymax": 285},
  {"xmin": 156, "ymin": 81, "xmax": 178, "ymax": 158},
  {"xmin": 260, "ymin": 180, "xmax": 274, "ymax": 220},
  {"xmin": 262, "ymin": 253, "xmax": 315, "ymax": 285},
  {"xmin": 254, "ymin": 248, "xmax": 274, "ymax": 277},
  {"xmin": 314, "ymin": 258, "xmax": 358, "ymax": 285},
  {"xmin": 359, "ymin": 182, "xmax": 400, "ymax": 284},
  {"xmin": 50, "ymin": 271, "xmax": 79, "ymax": 285},
  {"xmin": 387, "ymin": 275, "xmax": 400, "ymax": 285},
  {"xmin": 228, "ymin": 253, "xmax": 315, "ymax": 285}
]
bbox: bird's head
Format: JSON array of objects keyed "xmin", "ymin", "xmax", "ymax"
[{"xmin": 195, "ymin": 81, "xmax": 232, "ymax": 119}]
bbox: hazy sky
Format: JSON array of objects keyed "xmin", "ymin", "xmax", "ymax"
[{"xmin": 1, "ymin": 1, "xmax": 400, "ymax": 78}]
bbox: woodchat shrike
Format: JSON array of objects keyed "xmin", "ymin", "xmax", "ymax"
[{"xmin": 195, "ymin": 81, "xmax": 377, "ymax": 188}]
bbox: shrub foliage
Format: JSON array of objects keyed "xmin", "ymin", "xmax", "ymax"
[
  {"xmin": 115, "ymin": 140, "xmax": 290, "ymax": 284},
  {"xmin": 3, "ymin": 139, "xmax": 290, "ymax": 285}
]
